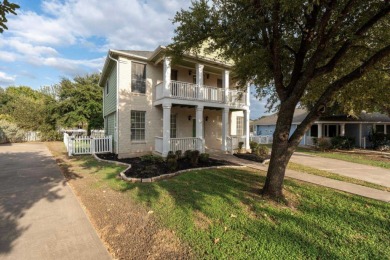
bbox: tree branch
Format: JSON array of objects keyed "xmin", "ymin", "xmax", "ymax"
[
  {"xmin": 313, "ymin": 4, "xmax": 390, "ymax": 78},
  {"xmin": 288, "ymin": 44, "xmax": 390, "ymax": 148}
]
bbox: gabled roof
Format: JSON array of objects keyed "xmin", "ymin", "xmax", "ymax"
[
  {"xmin": 252, "ymin": 108, "xmax": 390, "ymax": 125},
  {"xmin": 117, "ymin": 50, "xmax": 154, "ymax": 59}
]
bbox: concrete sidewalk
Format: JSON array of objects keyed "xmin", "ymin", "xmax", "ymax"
[
  {"xmin": 211, "ymin": 153, "xmax": 390, "ymax": 203},
  {"xmin": 290, "ymin": 152, "xmax": 390, "ymax": 188},
  {"xmin": 0, "ymin": 143, "xmax": 111, "ymax": 260}
]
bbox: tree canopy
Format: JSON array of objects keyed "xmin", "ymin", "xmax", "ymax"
[
  {"xmin": 170, "ymin": 0, "xmax": 390, "ymax": 199},
  {"xmin": 0, "ymin": 73, "xmax": 104, "ymax": 137},
  {"xmin": 0, "ymin": 0, "xmax": 19, "ymax": 33}
]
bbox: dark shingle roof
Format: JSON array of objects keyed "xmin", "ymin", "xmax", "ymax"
[
  {"xmin": 117, "ymin": 50, "xmax": 154, "ymax": 59},
  {"xmin": 252, "ymin": 109, "xmax": 390, "ymax": 125}
]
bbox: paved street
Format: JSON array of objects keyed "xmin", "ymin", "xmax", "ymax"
[{"xmin": 0, "ymin": 143, "xmax": 111, "ymax": 260}]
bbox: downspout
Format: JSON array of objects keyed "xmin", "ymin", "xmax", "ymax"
[{"xmin": 108, "ymin": 53, "xmax": 120, "ymax": 155}]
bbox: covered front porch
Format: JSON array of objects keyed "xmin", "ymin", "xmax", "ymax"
[
  {"xmin": 154, "ymin": 104, "xmax": 250, "ymax": 156},
  {"xmin": 304, "ymin": 122, "xmax": 390, "ymax": 148}
]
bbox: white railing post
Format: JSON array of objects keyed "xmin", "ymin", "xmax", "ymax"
[
  {"xmin": 68, "ymin": 136, "xmax": 73, "ymax": 156},
  {"xmin": 91, "ymin": 136, "xmax": 95, "ymax": 154}
]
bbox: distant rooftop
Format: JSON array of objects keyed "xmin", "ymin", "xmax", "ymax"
[{"xmin": 252, "ymin": 109, "xmax": 390, "ymax": 125}]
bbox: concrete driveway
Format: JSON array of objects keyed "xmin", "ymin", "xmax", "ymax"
[
  {"xmin": 290, "ymin": 152, "xmax": 390, "ymax": 188},
  {"xmin": 0, "ymin": 143, "xmax": 111, "ymax": 260}
]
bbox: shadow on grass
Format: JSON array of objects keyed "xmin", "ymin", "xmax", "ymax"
[{"xmin": 57, "ymin": 145, "xmax": 390, "ymax": 259}]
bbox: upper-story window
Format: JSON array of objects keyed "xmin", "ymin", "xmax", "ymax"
[
  {"xmin": 131, "ymin": 62, "xmax": 146, "ymax": 94},
  {"xmin": 106, "ymin": 79, "xmax": 109, "ymax": 95}
]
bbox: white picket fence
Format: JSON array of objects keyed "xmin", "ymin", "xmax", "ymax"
[{"xmin": 64, "ymin": 133, "xmax": 112, "ymax": 156}]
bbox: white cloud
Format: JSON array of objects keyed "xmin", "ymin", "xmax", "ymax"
[
  {"xmin": 41, "ymin": 56, "xmax": 105, "ymax": 76},
  {"xmin": 0, "ymin": 71, "xmax": 16, "ymax": 86},
  {"xmin": 0, "ymin": 51, "xmax": 17, "ymax": 62}
]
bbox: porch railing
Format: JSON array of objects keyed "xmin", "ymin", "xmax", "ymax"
[
  {"xmin": 170, "ymin": 137, "xmax": 204, "ymax": 153},
  {"xmin": 226, "ymin": 135, "xmax": 246, "ymax": 154},
  {"xmin": 250, "ymin": 135, "xmax": 273, "ymax": 144},
  {"xmin": 64, "ymin": 133, "xmax": 112, "ymax": 156},
  {"xmin": 155, "ymin": 137, "xmax": 205, "ymax": 154},
  {"xmin": 155, "ymin": 80, "xmax": 245, "ymax": 106}
]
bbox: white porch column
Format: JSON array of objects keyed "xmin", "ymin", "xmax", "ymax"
[
  {"xmin": 246, "ymin": 83, "xmax": 251, "ymax": 107},
  {"xmin": 317, "ymin": 123, "xmax": 323, "ymax": 138},
  {"xmin": 340, "ymin": 123, "xmax": 345, "ymax": 136},
  {"xmin": 196, "ymin": 63, "xmax": 204, "ymax": 100},
  {"xmin": 359, "ymin": 123, "xmax": 363, "ymax": 148},
  {"xmin": 223, "ymin": 70, "xmax": 229, "ymax": 103},
  {"xmin": 196, "ymin": 105, "xmax": 204, "ymax": 151},
  {"xmin": 163, "ymin": 57, "xmax": 171, "ymax": 97},
  {"xmin": 221, "ymin": 108, "xmax": 229, "ymax": 151},
  {"xmin": 162, "ymin": 103, "xmax": 171, "ymax": 157},
  {"xmin": 244, "ymin": 109, "xmax": 250, "ymax": 150}
]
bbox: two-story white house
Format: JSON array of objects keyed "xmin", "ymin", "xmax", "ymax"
[{"xmin": 99, "ymin": 46, "xmax": 250, "ymax": 158}]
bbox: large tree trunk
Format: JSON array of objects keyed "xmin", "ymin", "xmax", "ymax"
[{"xmin": 262, "ymin": 103, "xmax": 297, "ymax": 199}]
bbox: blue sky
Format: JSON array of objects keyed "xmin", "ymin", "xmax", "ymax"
[{"xmin": 0, "ymin": 0, "xmax": 270, "ymax": 119}]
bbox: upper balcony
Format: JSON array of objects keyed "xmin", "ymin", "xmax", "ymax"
[{"xmin": 154, "ymin": 80, "xmax": 247, "ymax": 108}]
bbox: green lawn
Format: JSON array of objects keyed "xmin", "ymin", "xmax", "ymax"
[
  {"xmin": 89, "ymin": 163, "xmax": 390, "ymax": 259},
  {"xmin": 295, "ymin": 147, "xmax": 390, "ymax": 169}
]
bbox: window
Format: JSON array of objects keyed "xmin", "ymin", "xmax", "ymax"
[
  {"xmin": 170, "ymin": 114, "xmax": 177, "ymax": 138},
  {"xmin": 131, "ymin": 111, "xmax": 146, "ymax": 141},
  {"xmin": 131, "ymin": 62, "xmax": 146, "ymax": 93},
  {"xmin": 217, "ymin": 79, "xmax": 223, "ymax": 88},
  {"xmin": 376, "ymin": 124, "xmax": 385, "ymax": 134},
  {"xmin": 324, "ymin": 124, "xmax": 337, "ymax": 137},
  {"xmin": 106, "ymin": 80, "xmax": 109, "ymax": 95},
  {"xmin": 387, "ymin": 125, "xmax": 390, "ymax": 134},
  {"xmin": 236, "ymin": 116, "xmax": 244, "ymax": 136},
  {"xmin": 310, "ymin": 124, "xmax": 318, "ymax": 137},
  {"xmin": 171, "ymin": 69, "xmax": 178, "ymax": 81}
]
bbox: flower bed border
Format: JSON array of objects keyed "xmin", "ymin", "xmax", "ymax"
[{"xmin": 93, "ymin": 153, "xmax": 246, "ymax": 183}]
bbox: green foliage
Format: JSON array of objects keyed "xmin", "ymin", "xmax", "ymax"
[
  {"xmin": 238, "ymin": 141, "xmax": 244, "ymax": 150},
  {"xmin": 0, "ymin": 119, "xmax": 25, "ymax": 143},
  {"xmin": 184, "ymin": 150, "xmax": 192, "ymax": 160},
  {"xmin": 249, "ymin": 141, "xmax": 259, "ymax": 152},
  {"xmin": 190, "ymin": 150, "xmax": 200, "ymax": 166},
  {"xmin": 56, "ymin": 74, "xmax": 103, "ymax": 130},
  {"xmin": 0, "ymin": 0, "xmax": 19, "ymax": 33},
  {"xmin": 316, "ymin": 137, "xmax": 332, "ymax": 151},
  {"xmin": 141, "ymin": 154, "xmax": 164, "ymax": 164},
  {"xmin": 331, "ymin": 136, "xmax": 355, "ymax": 150},
  {"xmin": 255, "ymin": 145, "xmax": 269, "ymax": 158},
  {"xmin": 166, "ymin": 151, "xmax": 178, "ymax": 171},
  {"xmin": 199, "ymin": 153, "xmax": 209, "ymax": 164},
  {"xmin": 175, "ymin": 150, "xmax": 182, "ymax": 159},
  {"xmin": 369, "ymin": 131, "xmax": 390, "ymax": 150},
  {"xmin": 39, "ymin": 130, "xmax": 62, "ymax": 142}
]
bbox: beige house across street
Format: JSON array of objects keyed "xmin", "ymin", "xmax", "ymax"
[{"xmin": 99, "ymin": 46, "xmax": 250, "ymax": 158}]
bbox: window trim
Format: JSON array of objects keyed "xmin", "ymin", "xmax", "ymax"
[
  {"xmin": 131, "ymin": 61, "xmax": 147, "ymax": 94},
  {"xmin": 130, "ymin": 110, "xmax": 146, "ymax": 141}
]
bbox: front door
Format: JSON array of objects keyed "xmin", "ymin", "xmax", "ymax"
[{"xmin": 192, "ymin": 119, "xmax": 196, "ymax": 137}]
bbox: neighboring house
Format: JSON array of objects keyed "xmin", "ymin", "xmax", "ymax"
[
  {"xmin": 252, "ymin": 108, "xmax": 390, "ymax": 148},
  {"xmin": 99, "ymin": 46, "xmax": 250, "ymax": 158}
]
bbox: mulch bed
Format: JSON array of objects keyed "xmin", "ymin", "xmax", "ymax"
[
  {"xmin": 233, "ymin": 153, "xmax": 269, "ymax": 163},
  {"xmin": 96, "ymin": 153, "xmax": 236, "ymax": 179}
]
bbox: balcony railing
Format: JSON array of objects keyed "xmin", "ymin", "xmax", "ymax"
[{"xmin": 155, "ymin": 80, "xmax": 246, "ymax": 106}]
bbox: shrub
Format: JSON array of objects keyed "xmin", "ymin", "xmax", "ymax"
[
  {"xmin": 238, "ymin": 141, "xmax": 244, "ymax": 150},
  {"xmin": 184, "ymin": 150, "xmax": 192, "ymax": 160},
  {"xmin": 166, "ymin": 151, "xmax": 178, "ymax": 171},
  {"xmin": 140, "ymin": 165, "xmax": 158, "ymax": 177},
  {"xmin": 255, "ymin": 145, "xmax": 269, "ymax": 157},
  {"xmin": 141, "ymin": 154, "xmax": 164, "ymax": 164},
  {"xmin": 331, "ymin": 136, "xmax": 355, "ymax": 150},
  {"xmin": 369, "ymin": 131, "xmax": 390, "ymax": 149},
  {"xmin": 175, "ymin": 150, "xmax": 182, "ymax": 159},
  {"xmin": 190, "ymin": 150, "xmax": 200, "ymax": 166},
  {"xmin": 249, "ymin": 141, "xmax": 259, "ymax": 152},
  {"xmin": 199, "ymin": 153, "xmax": 210, "ymax": 164},
  {"xmin": 317, "ymin": 137, "xmax": 332, "ymax": 151},
  {"xmin": 0, "ymin": 120, "xmax": 25, "ymax": 143},
  {"xmin": 40, "ymin": 130, "xmax": 62, "ymax": 141}
]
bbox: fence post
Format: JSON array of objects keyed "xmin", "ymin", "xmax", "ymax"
[
  {"xmin": 90, "ymin": 137, "xmax": 95, "ymax": 154},
  {"xmin": 68, "ymin": 137, "xmax": 73, "ymax": 156}
]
